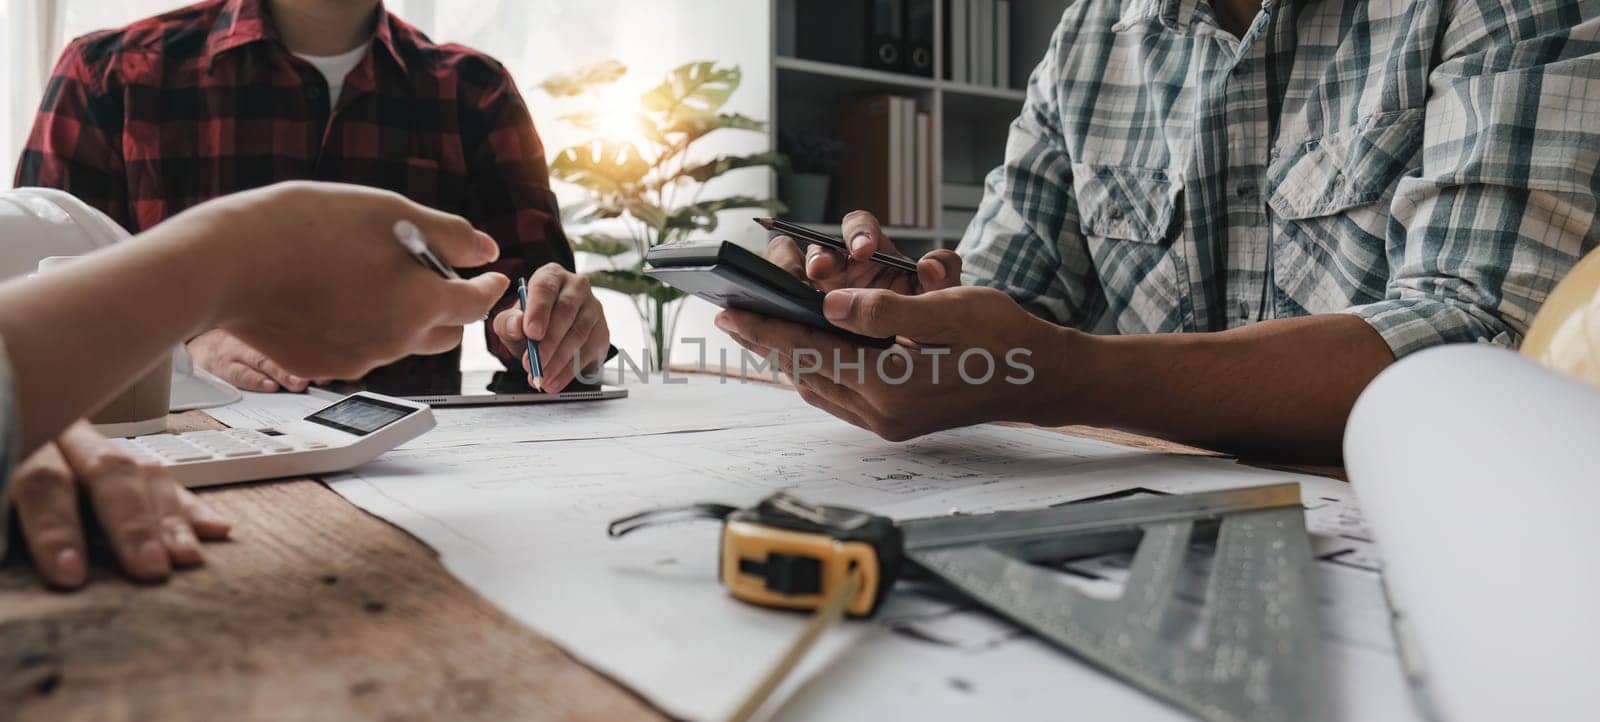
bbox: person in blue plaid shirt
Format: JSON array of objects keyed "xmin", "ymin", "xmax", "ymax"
[{"xmin": 720, "ymin": 0, "xmax": 1600, "ymax": 459}]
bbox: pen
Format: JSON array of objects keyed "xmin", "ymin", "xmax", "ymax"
[
  {"xmin": 753, "ymin": 217, "xmax": 919, "ymax": 274},
  {"xmin": 517, "ymin": 277, "xmax": 544, "ymax": 390},
  {"xmin": 392, "ymin": 220, "xmax": 462, "ymax": 280}
]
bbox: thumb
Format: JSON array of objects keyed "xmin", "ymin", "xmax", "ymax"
[
  {"xmin": 409, "ymin": 207, "xmax": 500, "ymax": 269},
  {"xmin": 840, "ymin": 210, "xmax": 892, "ymax": 260},
  {"xmin": 916, "ymin": 250, "xmax": 963, "ymax": 292},
  {"xmin": 438, "ymin": 272, "xmax": 510, "ymax": 324},
  {"xmin": 823, "ymin": 288, "xmax": 944, "ymax": 340}
]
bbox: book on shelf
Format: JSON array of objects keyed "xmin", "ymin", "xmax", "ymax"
[
  {"xmin": 888, "ymin": 97, "xmax": 907, "ymax": 226},
  {"xmin": 899, "ymin": 98, "xmax": 917, "ymax": 226},
  {"xmin": 997, "ymin": 0, "xmax": 1011, "ymax": 88},
  {"xmin": 915, "ymin": 112, "xmax": 933, "ymax": 229},
  {"xmin": 837, "ymin": 94, "xmax": 932, "ymax": 229},
  {"xmin": 976, "ymin": 0, "xmax": 993, "ymax": 87},
  {"xmin": 948, "ymin": 0, "xmax": 969, "ymax": 83},
  {"xmin": 837, "ymin": 94, "xmax": 895, "ymax": 224}
]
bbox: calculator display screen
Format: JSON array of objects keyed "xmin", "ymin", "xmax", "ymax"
[{"xmin": 305, "ymin": 396, "xmax": 413, "ymax": 436}]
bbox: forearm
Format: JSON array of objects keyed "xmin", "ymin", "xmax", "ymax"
[
  {"xmin": 1036, "ymin": 315, "xmax": 1395, "ymax": 461},
  {"xmin": 0, "ymin": 211, "xmax": 240, "ymax": 452}
]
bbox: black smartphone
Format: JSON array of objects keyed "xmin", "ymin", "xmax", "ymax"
[{"xmin": 644, "ymin": 241, "xmax": 894, "ymax": 349}]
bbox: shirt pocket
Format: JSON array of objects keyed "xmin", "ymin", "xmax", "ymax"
[
  {"xmin": 1072, "ymin": 163, "xmax": 1186, "ymax": 331},
  {"xmin": 394, "ymin": 156, "xmax": 468, "ymax": 215},
  {"xmin": 1073, "ymin": 164, "xmax": 1179, "ymax": 243},
  {"xmin": 1265, "ymin": 110, "xmax": 1424, "ymax": 311},
  {"xmin": 1267, "ymin": 109, "xmax": 1423, "ymax": 221}
]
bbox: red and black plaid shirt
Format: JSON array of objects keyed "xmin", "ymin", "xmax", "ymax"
[{"xmin": 15, "ymin": 0, "xmax": 571, "ymax": 382}]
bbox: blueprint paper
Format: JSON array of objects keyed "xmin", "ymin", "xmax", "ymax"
[
  {"xmin": 1346, "ymin": 346, "xmax": 1600, "ymax": 722},
  {"xmin": 203, "ymin": 376, "xmax": 834, "ymax": 449},
  {"xmin": 202, "ymin": 389, "xmax": 334, "ymax": 429},
  {"xmin": 326, "ymin": 380, "xmax": 1413, "ymax": 721},
  {"xmin": 402, "ymin": 378, "xmax": 833, "ymax": 449}
]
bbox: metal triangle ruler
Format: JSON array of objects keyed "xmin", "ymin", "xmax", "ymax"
[{"xmin": 899, "ymin": 483, "xmax": 1326, "ymax": 722}]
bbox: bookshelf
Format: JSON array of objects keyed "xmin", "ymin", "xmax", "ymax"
[{"xmin": 767, "ymin": 0, "xmax": 1067, "ymax": 255}]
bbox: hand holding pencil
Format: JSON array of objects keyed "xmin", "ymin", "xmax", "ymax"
[{"xmin": 757, "ymin": 211, "xmax": 963, "ymax": 296}]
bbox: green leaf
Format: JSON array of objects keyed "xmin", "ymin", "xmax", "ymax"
[
  {"xmin": 572, "ymin": 233, "xmax": 635, "ymax": 257},
  {"xmin": 586, "ymin": 269, "xmax": 662, "ymax": 298},
  {"xmin": 663, "ymin": 205, "xmax": 717, "ymax": 232},
  {"xmin": 674, "ymin": 151, "xmax": 789, "ymax": 185},
  {"xmin": 663, "ymin": 112, "xmax": 767, "ymax": 143},
  {"xmin": 641, "ymin": 62, "xmax": 741, "ymax": 123},
  {"xmin": 622, "ymin": 197, "xmax": 669, "ymax": 230},
  {"xmin": 551, "ymin": 140, "xmax": 650, "ymax": 196},
  {"xmin": 647, "ymin": 284, "xmax": 687, "ymax": 304},
  {"xmin": 559, "ymin": 199, "xmax": 619, "ymax": 225},
  {"xmin": 663, "ymin": 195, "xmax": 787, "ymax": 233},
  {"xmin": 538, "ymin": 60, "xmax": 627, "ymax": 97}
]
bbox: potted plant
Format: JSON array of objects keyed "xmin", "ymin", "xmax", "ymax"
[
  {"xmin": 777, "ymin": 129, "xmax": 844, "ymax": 223},
  {"xmin": 536, "ymin": 60, "xmax": 787, "ymax": 370}
]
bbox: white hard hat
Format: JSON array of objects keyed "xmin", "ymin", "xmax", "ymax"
[{"xmin": 0, "ymin": 188, "xmax": 240, "ymax": 410}]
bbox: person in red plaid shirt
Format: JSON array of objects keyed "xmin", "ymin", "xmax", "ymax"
[{"xmin": 15, "ymin": 0, "xmax": 609, "ymax": 394}]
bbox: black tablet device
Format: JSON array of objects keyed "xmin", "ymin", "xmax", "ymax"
[{"xmin": 644, "ymin": 241, "xmax": 894, "ymax": 348}]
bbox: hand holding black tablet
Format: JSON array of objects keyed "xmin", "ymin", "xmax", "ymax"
[{"xmin": 644, "ymin": 240, "xmax": 895, "ymax": 348}]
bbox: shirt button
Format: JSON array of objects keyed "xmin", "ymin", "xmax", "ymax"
[
  {"xmin": 1107, "ymin": 207, "xmax": 1124, "ymax": 221},
  {"xmin": 1236, "ymin": 182, "xmax": 1258, "ymax": 199},
  {"xmin": 305, "ymin": 85, "xmax": 324, "ymax": 101}
]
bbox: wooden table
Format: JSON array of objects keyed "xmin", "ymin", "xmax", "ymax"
[{"xmin": 0, "ymin": 412, "xmax": 1339, "ymax": 722}]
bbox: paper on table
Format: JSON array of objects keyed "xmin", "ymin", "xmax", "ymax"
[
  {"xmin": 404, "ymin": 377, "xmax": 833, "ymax": 449},
  {"xmin": 327, "ymin": 386, "xmax": 1414, "ymax": 721},
  {"xmin": 201, "ymin": 375, "xmax": 831, "ymax": 446},
  {"xmin": 1345, "ymin": 345, "xmax": 1600, "ymax": 722},
  {"xmin": 202, "ymin": 389, "xmax": 335, "ymax": 429}
]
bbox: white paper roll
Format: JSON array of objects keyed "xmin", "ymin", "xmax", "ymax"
[{"xmin": 1344, "ymin": 344, "xmax": 1600, "ymax": 721}]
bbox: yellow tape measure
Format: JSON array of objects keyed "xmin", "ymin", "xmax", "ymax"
[{"xmin": 608, "ymin": 493, "xmax": 904, "ymax": 617}]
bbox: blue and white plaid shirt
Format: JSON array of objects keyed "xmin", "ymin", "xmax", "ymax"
[{"xmin": 960, "ymin": 0, "xmax": 1600, "ymax": 357}]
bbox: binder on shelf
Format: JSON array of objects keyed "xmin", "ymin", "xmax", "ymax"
[
  {"xmin": 907, "ymin": 0, "xmax": 935, "ymax": 77},
  {"xmin": 794, "ymin": 0, "xmax": 866, "ymax": 67},
  {"xmin": 837, "ymin": 94, "xmax": 896, "ymax": 223},
  {"xmin": 865, "ymin": 0, "xmax": 906, "ymax": 73}
]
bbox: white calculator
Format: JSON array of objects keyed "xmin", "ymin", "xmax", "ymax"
[{"xmin": 116, "ymin": 392, "xmax": 435, "ymax": 488}]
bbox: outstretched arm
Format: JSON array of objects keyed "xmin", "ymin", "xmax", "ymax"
[{"xmin": 0, "ymin": 181, "xmax": 507, "ymax": 454}]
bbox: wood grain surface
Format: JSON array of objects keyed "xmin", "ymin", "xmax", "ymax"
[
  {"xmin": 0, "ymin": 412, "xmax": 663, "ymax": 722},
  {"xmin": 0, "ymin": 409, "xmax": 1342, "ymax": 722}
]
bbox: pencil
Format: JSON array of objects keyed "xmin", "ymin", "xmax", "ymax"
[
  {"xmin": 753, "ymin": 217, "xmax": 919, "ymax": 274},
  {"xmin": 517, "ymin": 277, "xmax": 544, "ymax": 390}
]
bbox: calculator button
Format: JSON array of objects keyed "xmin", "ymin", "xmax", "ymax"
[{"xmin": 157, "ymin": 448, "xmax": 213, "ymax": 462}]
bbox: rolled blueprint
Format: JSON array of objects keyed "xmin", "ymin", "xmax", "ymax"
[{"xmin": 1344, "ymin": 344, "xmax": 1600, "ymax": 722}]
